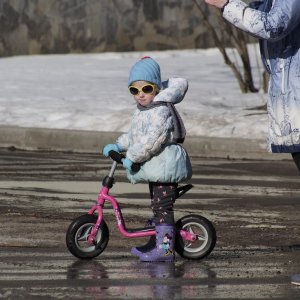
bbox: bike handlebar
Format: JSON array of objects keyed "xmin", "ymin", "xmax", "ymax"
[
  {"xmin": 108, "ymin": 150, "xmax": 124, "ymax": 164},
  {"xmin": 108, "ymin": 150, "xmax": 141, "ymax": 172}
]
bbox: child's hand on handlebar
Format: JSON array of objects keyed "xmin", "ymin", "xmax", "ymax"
[
  {"xmin": 121, "ymin": 158, "xmax": 133, "ymax": 171},
  {"xmin": 102, "ymin": 144, "xmax": 122, "ymax": 157}
]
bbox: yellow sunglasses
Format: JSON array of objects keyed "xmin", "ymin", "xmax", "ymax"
[{"xmin": 128, "ymin": 84, "xmax": 156, "ymax": 96}]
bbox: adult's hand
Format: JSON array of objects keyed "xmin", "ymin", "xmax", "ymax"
[{"xmin": 204, "ymin": 0, "xmax": 228, "ymax": 9}]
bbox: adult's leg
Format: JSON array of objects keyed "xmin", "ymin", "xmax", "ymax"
[
  {"xmin": 292, "ymin": 152, "xmax": 300, "ymax": 171},
  {"xmin": 290, "ymin": 152, "xmax": 300, "ymax": 284}
]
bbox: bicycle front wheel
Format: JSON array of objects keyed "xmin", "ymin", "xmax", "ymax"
[{"xmin": 66, "ymin": 214, "xmax": 109, "ymax": 259}]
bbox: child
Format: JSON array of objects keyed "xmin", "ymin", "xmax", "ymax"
[{"xmin": 102, "ymin": 57, "xmax": 192, "ymax": 262}]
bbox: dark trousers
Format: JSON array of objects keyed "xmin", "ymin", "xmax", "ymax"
[
  {"xmin": 292, "ymin": 152, "xmax": 300, "ymax": 171},
  {"xmin": 149, "ymin": 182, "xmax": 178, "ymax": 225}
]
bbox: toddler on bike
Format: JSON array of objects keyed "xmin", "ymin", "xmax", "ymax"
[{"xmin": 103, "ymin": 57, "xmax": 192, "ymax": 262}]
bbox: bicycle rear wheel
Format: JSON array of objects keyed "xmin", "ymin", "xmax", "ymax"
[{"xmin": 175, "ymin": 214, "xmax": 216, "ymax": 260}]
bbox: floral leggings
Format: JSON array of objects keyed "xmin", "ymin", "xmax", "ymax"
[{"xmin": 149, "ymin": 182, "xmax": 178, "ymax": 225}]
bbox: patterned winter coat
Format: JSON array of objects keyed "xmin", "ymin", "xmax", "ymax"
[
  {"xmin": 223, "ymin": 0, "xmax": 300, "ymax": 152},
  {"xmin": 116, "ymin": 77, "xmax": 192, "ymax": 184}
]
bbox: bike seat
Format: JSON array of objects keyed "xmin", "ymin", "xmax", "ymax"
[{"xmin": 176, "ymin": 184, "xmax": 193, "ymax": 199}]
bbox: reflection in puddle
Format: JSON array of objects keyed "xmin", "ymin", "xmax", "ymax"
[{"xmin": 67, "ymin": 259, "xmax": 216, "ymax": 299}]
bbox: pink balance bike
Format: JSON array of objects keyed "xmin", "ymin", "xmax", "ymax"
[{"xmin": 66, "ymin": 151, "xmax": 216, "ymax": 260}]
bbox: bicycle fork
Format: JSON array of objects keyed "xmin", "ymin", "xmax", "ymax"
[{"xmin": 86, "ymin": 189, "xmax": 106, "ymax": 245}]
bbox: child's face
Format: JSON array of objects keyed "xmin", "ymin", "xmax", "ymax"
[{"xmin": 130, "ymin": 81, "xmax": 157, "ymax": 107}]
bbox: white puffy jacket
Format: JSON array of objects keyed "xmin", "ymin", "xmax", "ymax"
[{"xmin": 117, "ymin": 78, "xmax": 192, "ymax": 184}]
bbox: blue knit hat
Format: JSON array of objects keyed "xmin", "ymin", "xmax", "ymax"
[{"xmin": 128, "ymin": 57, "xmax": 162, "ymax": 88}]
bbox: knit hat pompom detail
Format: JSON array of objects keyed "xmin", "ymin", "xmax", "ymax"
[{"xmin": 128, "ymin": 57, "xmax": 162, "ymax": 88}]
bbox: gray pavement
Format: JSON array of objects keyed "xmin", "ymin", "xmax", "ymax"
[
  {"xmin": 0, "ymin": 125, "xmax": 292, "ymax": 160},
  {"xmin": 1, "ymin": 148, "xmax": 300, "ymax": 298},
  {"xmin": 0, "ymin": 125, "xmax": 298, "ymax": 299}
]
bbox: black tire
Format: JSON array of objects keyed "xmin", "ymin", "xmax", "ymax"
[
  {"xmin": 66, "ymin": 214, "xmax": 109, "ymax": 259},
  {"xmin": 175, "ymin": 214, "xmax": 216, "ymax": 260}
]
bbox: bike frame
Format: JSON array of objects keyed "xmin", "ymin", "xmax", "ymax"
[
  {"xmin": 88, "ymin": 186, "xmax": 156, "ymax": 240},
  {"xmin": 86, "ymin": 159, "xmax": 197, "ymax": 246}
]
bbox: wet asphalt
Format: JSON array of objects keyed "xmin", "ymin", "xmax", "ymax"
[{"xmin": 1, "ymin": 148, "xmax": 300, "ymax": 299}]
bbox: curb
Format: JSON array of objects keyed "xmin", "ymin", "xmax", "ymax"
[{"xmin": 0, "ymin": 126, "xmax": 291, "ymax": 160}]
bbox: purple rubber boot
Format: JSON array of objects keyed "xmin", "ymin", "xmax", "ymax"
[
  {"xmin": 139, "ymin": 224, "xmax": 175, "ymax": 262},
  {"xmin": 131, "ymin": 218, "xmax": 155, "ymax": 256},
  {"xmin": 131, "ymin": 235, "xmax": 156, "ymax": 256}
]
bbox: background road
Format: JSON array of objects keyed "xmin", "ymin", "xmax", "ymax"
[{"xmin": 1, "ymin": 148, "xmax": 300, "ymax": 299}]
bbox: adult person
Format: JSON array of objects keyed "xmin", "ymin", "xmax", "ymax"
[{"xmin": 203, "ymin": 0, "xmax": 300, "ymax": 285}]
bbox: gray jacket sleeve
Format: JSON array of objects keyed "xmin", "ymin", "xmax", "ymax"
[
  {"xmin": 223, "ymin": 0, "xmax": 300, "ymax": 41},
  {"xmin": 126, "ymin": 107, "xmax": 171, "ymax": 163},
  {"xmin": 116, "ymin": 132, "xmax": 130, "ymax": 151}
]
